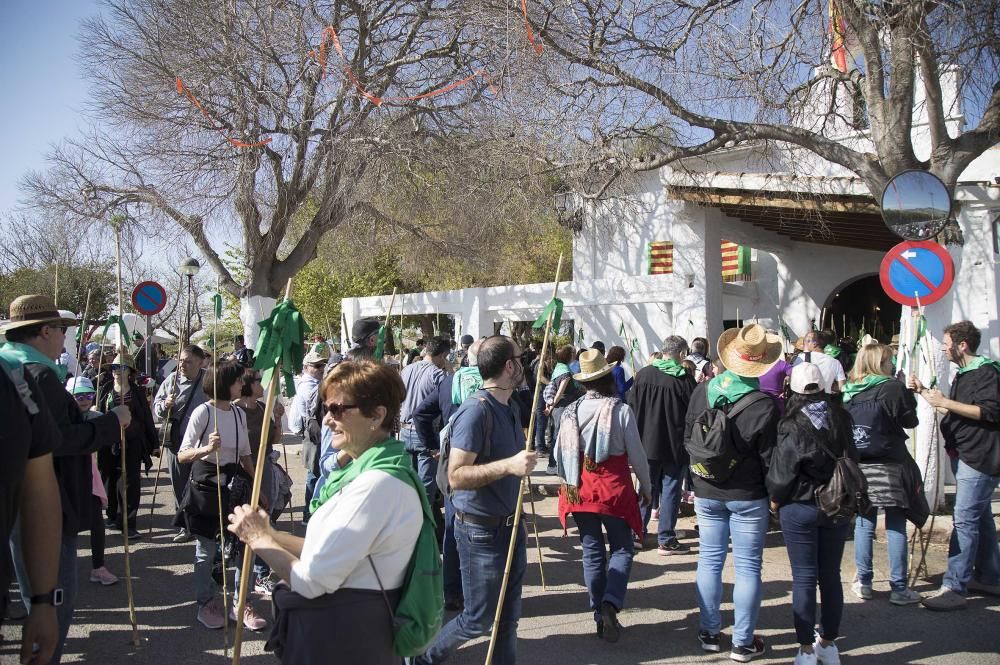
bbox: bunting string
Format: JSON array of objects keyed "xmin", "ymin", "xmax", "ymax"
[{"xmin": 175, "ymin": 77, "xmax": 273, "ymax": 149}]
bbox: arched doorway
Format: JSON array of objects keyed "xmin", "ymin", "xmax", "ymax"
[{"xmin": 823, "ymin": 274, "xmax": 902, "ymax": 343}]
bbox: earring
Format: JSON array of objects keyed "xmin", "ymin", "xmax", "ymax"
[{"xmin": 370, "ymin": 424, "xmax": 377, "ymax": 431}]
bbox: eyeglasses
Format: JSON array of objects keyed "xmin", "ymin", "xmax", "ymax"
[
  {"xmin": 74, "ymin": 393, "xmax": 95, "ymax": 402},
  {"xmin": 322, "ymin": 402, "xmax": 360, "ymax": 419}
]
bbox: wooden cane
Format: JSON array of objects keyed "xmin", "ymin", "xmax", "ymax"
[
  {"xmin": 112, "ymin": 220, "xmax": 141, "ymax": 647},
  {"xmin": 524, "ymin": 477, "xmax": 547, "ymax": 590},
  {"xmin": 211, "ymin": 279, "xmax": 231, "ymax": 656},
  {"xmin": 74, "ymin": 288, "xmax": 92, "ymax": 377},
  {"xmin": 484, "ymin": 254, "xmax": 563, "ymax": 665},
  {"xmin": 232, "ymin": 280, "xmax": 293, "ymax": 665}
]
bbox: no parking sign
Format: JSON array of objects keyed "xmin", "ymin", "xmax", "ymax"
[{"xmin": 879, "ymin": 241, "xmax": 954, "ymax": 307}]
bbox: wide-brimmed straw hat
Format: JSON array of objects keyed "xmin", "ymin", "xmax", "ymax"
[
  {"xmin": 3, "ymin": 295, "xmax": 77, "ymax": 331},
  {"xmin": 716, "ymin": 324, "xmax": 783, "ymax": 378},
  {"xmin": 572, "ymin": 348, "xmax": 617, "ymax": 382},
  {"xmin": 110, "ymin": 350, "xmax": 137, "ymax": 371}
]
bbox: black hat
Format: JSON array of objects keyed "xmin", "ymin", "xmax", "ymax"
[
  {"xmin": 351, "ymin": 318, "xmax": 381, "ymax": 344},
  {"xmin": 460, "ymin": 334, "xmax": 474, "ymax": 345},
  {"xmin": 591, "ymin": 341, "xmax": 606, "ymax": 354}
]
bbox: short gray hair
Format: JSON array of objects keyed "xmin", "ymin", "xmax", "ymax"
[{"xmin": 661, "ymin": 335, "xmax": 689, "ymax": 359}]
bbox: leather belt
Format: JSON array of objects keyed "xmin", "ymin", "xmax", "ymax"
[{"xmin": 456, "ymin": 511, "xmax": 516, "ymax": 528}]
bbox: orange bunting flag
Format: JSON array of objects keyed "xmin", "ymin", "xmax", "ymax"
[
  {"xmin": 521, "ymin": 0, "xmax": 544, "ymax": 55},
  {"xmin": 174, "ymin": 76, "xmax": 272, "ymax": 149},
  {"xmin": 311, "ymin": 26, "xmax": 497, "ymax": 106}
]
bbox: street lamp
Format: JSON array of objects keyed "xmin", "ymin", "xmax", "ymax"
[
  {"xmin": 554, "ymin": 190, "xmax": 583, "ymax": 233},
  {"xmin": 179, "ymin": 257, "xmax": 201, "ymax": 344}
]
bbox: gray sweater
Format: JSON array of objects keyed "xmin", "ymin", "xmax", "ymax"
[{"xmin": 573, "ymin": 397, "xmax": 652, "ymax": 497}]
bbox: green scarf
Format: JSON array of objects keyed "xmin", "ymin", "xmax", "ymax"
[
  {"xmin": 824, "ymin": 344, "xmax": 842, "ymax": 359},
  {"xmin": 707, "ymin": 370, "xmax": 759, "ymax": 408},
  {"xmin": 957, "ymin": 355, "xmax": 1000, "ymax": 375},
  {"xmin": 551, "ymin": 362, "xmax": 571, "ymax": 380},
  {"xmin": 451, "ymin": 366, "xmax": 483, "ymax": 405},
  {"xmin": 312, "ymin": 438, "xmax": 418, "ymax": 513},
  {"xmin": 1, "ymin": 342, "xmax": 67, "ymax": 382},
  {"xmin": 651, "ymin": 358, "xmax": 687, "ymax": 378},
  {"xmin": 842, "ymin": 375, "xmax": 890, "ymax": 403}
]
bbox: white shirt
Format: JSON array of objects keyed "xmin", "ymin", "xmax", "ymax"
[
  {"xmin": 792, "ymin": 351, "xmax": 846, "ymax": 393},
  {"xmin": 179, "ymin": 403, "xmax": 251, "ymax": 465},
  {"xmin": 290, "ymin": 469, "xmax": 422, "ymax": 599}
]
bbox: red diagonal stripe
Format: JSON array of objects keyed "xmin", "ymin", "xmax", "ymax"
[{"xmin": 893, "ymin": 251, "xmax": 937, "ymax": 292}]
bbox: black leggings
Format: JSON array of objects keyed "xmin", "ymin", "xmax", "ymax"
[{"xmin": 90, "ymin": 495, "xmax": 106, "ymax": 569}]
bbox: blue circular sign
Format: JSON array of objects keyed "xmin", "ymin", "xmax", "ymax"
[
  {"xmin": 879, "ymin": 241, "xmax": 954, "ymax": 307},
  {"xmin": 131, "ymin": 281, "xmax": 167, "ymax": 316}
]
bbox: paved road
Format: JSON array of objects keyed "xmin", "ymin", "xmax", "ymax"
[{"xmin": 4, "ymin": 436, "xmax": 999, "ymax": 664}]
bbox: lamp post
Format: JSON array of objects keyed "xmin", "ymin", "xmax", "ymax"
[{"xmin": 179, "ymin": 257, "xmax": 201, "ymax": 344}]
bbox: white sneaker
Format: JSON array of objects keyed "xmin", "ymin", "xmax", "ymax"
[
  {"xmin": 794, "ymin": 649, "xmax": 818, "ymax": 665},
  {"xmin": 851, "ymin": 580, "xmax": 872, "ymax": 600},
  {"xmin": 813, "ymin": 640, "xmax": 840, "ymax": 665},
  {"xmin": 889, "ymin": 588, "xmax": 922, "ymax": 605}
]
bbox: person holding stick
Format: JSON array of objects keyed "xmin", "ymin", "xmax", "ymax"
[
  {"xmin": 176, "ymin": 361, "xmax": 264, "ymax": 631},
  {"xmin": 913, "ymin": 321, "xmax": 1000, "ymax": 610},
  {"xmin": 415, "ymin": 336, "xmax": 537, "ymax": 665}
]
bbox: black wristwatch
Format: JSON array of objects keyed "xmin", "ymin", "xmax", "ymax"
[{"xmin": 30, "ymin": 588, "xmax": 64, "ymax": 607}]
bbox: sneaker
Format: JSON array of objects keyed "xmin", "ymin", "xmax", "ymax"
[
  {"xmin": 89, "ymin": 566, "xmax": 119, "ymax": 586},
  {"xmin": 197, "ymin": 598, "xmax": 225, "ymax": 630},
  {"xmin": 172, "ymin": 529, "xmax": 193, "ymax": 544},
  {"xmin": 106, "ymin": 519, "xmax": 122, "ymax": 531},
  {"xmin": 599, "ymin": 601, "xmax": 621, "ymax": 643},
  {"xmin": 698, "ymin": 630, "xmax": 721, "ymax": 653},
  {"xmin": 545, "ymin": 463, "xmax": 558, "ymax": 475},
  {"xmin": 230, "ymin": 603, "xmax": 268, "ymax": 631},
  {"xmin": 813, "ymin": 639, "xmax": 840, "ymax": 665},
  {"xmin": 254, "ymin": 575, "xmax": 277, "ymax": 599},
  {"xmin": 657, "ymin": 540, "xmax": 689, "ymax": 556},
  {"xmin": 921, "ymin": 587, "xmax": 967, "ymax": 611},
  {"xmin": 632, "ymin": 536, "xmax": 644, "ymax": 551},
  {"xmin": 851, "ymin": 580, "xmax": 872, "ymax": 600},
  {"xmin": 730, "ymin": 635, "xmax": 766, "ymax": 662},
  {"xmin": 889, "ymin": 588, "xmax": 922, "ymax": 606},
  {"xmin": 126, "ymin": 528, "xmax": 142, "ymax": 541},
  {"xmin": 967, "ymin": 579, "xmax": 1000, "ymax": 597},
  {"xmin": 794, "ymin": 649, "xmax": 818, "ymax": 665}
]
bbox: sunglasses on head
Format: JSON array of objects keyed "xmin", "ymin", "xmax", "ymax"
[{"xmin": 322, "ymin": 402, "xmax": 360, "ymax": 419}]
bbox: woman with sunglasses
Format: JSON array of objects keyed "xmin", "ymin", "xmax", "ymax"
[
  {"xmin": 96, "ymin": 351, "xmax": 157, "ymax": 541},
  {"xmin": 227, "ymin": 361, "xmax": 431, "ymax": 665}
]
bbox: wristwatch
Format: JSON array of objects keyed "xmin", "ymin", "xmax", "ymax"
[{"xmin": 30, "ymin": 588, "xmax": 64, "ymax": 607}]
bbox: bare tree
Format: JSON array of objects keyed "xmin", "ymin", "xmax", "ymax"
[
  {"xmin": 24, "ymin": 0, "xmax": 495, "ymax": 311},
  {"xmin": 515, "ymin": 0, "xmax": 998, "ymax": 198}
]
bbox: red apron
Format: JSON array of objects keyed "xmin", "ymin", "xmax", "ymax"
[{"xmin": 558, "ymin": 452, "xmax": 643, "ymax": 538}]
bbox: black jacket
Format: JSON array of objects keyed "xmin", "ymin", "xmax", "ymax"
[
  {"xmin": 766, "ymin": 404, "xmax": 857, "ymax": 506},
  {"xmin": 25, "ymin": 363, "xmax": 121, "ymax": 535},
  {"xmin": 684, "ymin": 382, "xmax": 780, "ymax": 501},
  {"xmin": 98, "ymin": 378, "xmax": 158, "ymax": 468},
  {"xmin": 412, "ymin": 374, "xmax": 457, "ymax": 452},
  {"xmin": 844, "ymin": 379, "xmax": 918, "ymax": 464},
  {"xmin": 941, "ymin": 363, "xmax": 1000, "ymax": 476},
  {"xmin": 627, "ymin": 366, "xmax": 697, "ymax": 464}
]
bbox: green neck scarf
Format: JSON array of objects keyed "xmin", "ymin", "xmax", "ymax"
[
  {"xmin": 1, "ymin": 342, "xmax": 67, "ymax": 382},
  {"xmin": 707, "ymin": 370, "xmax": 759, "ymax": 408},
  {"xmin": 451, "ymin": 366, "xmax": 483, "ymax": 405},
  {"xmin": 311, "ymin": 438, "xmax": 420, "ymax": 514},
  {"xmin": 651, "ymin": 358, "xmax": 687, "ymax": 378},
  {"xmin": 824, "ymin": 344, "xmax": 842, "ymax": 359},
  {"xmin": 551, "ymin": 362, "xmax": 571, "ymax": 380},
  {"xmin": 842, "ymin": 375, "xmax": 890, "ymax": 403},
  {"xmin": 957, "ymin": 355, "xmax": 1000, "ymax": 375}
]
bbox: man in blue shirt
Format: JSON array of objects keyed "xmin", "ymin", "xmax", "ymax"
[
  {"xmin": 416, "ymin": 336, "xmax": 537, "ymax": 665},
  {"xmin": 399, "ymin": 337, "xmax": 449, "ymax": 504}
]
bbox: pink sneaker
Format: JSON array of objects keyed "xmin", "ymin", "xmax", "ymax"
[
  {"xmin": 89, "ymin": 566, "xmax": 119, "ymax": 586},
  {"xmin": 197, "ymin": 598, "xmax": 225, "ymax": 630},
  {"xmin": 230, "ymin": 602, "xmax": 268, "ymax": 631}
]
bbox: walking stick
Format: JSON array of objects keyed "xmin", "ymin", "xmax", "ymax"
[
  {"xmin": 211, "ymin": 280, "xmax": 231, "ymax": 656},
  {"xmin": 484, "ymin": 254, "xmax": 564, "ymax": 665},
  {"xmin": 74, "ymin": 288, "xmax": 92, "ymax": 377},
  {"xmin": 232, "ymin": 280, "xmax": 296, "ymax": 665},
  {"xmin": 111, "ymin": 217, "xmax": 141, "ymax": 647},
  {"xmin": 524, "ymin": 477, "xmax": 547, "ymax": 590},
  {"xmin": 254, "ymin": 297, "xmax": 294, "ymax": 527}
]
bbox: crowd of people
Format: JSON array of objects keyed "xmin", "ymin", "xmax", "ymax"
[{"xmin": 2, "ymin": 293, "xmax": 998, "ymax": 665}]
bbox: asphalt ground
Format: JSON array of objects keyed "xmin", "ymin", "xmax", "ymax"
[{"xmin": 3, "ymin": 435, "xmax": 999, "ymax": 664}]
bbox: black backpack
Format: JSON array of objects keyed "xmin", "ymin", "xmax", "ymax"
[
  {"xmin": 843, "ymin": 386, "xmax": 897, "ymax": 461},
  {"xmin": 813, "ymin": 435, "xmax": 870, "ymax": 520},
  {"xmin": 435, "ymin": 396, "xmax": 493, "ymax": 497},
  {"xmin": 687, "ymin": 392, "xmax": 770, "ymax": 483}
]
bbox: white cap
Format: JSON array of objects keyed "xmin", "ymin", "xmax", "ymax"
[
  {"xmin": 790, "ymin": 363, "xmax": 824, "ymax": 395},
  {"xmin": 66, "ymin": 376, "xmax": 96, "ymax": 395}
]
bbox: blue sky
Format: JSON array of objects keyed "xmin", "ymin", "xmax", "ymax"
[{"xmin": 0, "ymin": 0, "xmax": 102, "ymax": 216}]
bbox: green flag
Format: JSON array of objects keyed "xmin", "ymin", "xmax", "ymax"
[
  {"xmin": 253, "ymin": 298, "xmax": 310, "ymax": 397},
  {"xmin": 737, "ymin": 245, "xmax": 752, "ymax": 277},
  {"xmin": 532, "ymin": 297, "xmax": 563, "ymax": 333},
  {"xmin": 374, "ymin": 325, "xmax": 387, "ymax": 361},
  {"xmin": 212, "ymin": 293, "xmax": 223, "ymax": 318},
  {"xmin": 101, "ymin": 315, "xmax": 130, "ymax": 348}
]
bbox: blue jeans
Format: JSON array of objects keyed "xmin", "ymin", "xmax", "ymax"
[
  {"xmin": 640, "ymin": 461, "xmax": 683, "ymax": 543},
  {"xmin": 780, "ymin": 501, "xmax": 850, "ymax": 645},
  {"xmin": 550, "ymin": 407, "xmax": 565, "ymax": 454},
  {"xmin": 533, "ymin": 406, "xmax": 549, "ymax": 453},
  {"xmin": 10, "ymin": 526, "xmax": 78, "ymax": 664},
  {"xmin": 855, "ymin": 507, "xmax": 909, "ymax": 591},
  {"xmin": 402, "ymin": 427, "xmax": 439, "ymax": 507},
  {"xmin": 694, "ymin": 497, "xmax": 768, "ymax": 648},
  {"xmin": 943, "ymin": 460, "xmax": 1000, "ymax": 593},
  {"xmin": 443, "ymin": 494, "xmax": 462, "ymax": 602},
  {"xmin": 194, "ymin": 534, "xmax": 219, "ymax": 605},
  {"xmin": 416, "ymin": 520, "xmax": 526, "ymax": 664},
  {"xmin": 573, "ymin": 512, "xmax": 634, "ymax": 623}
]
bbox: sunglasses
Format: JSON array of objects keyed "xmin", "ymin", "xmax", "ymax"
[
  {"xmin": 322, "ymin": 402, "xmax": 360, "ymax": 419},
  {"xmin": 74, "ymin": 393, "xmax": 95, "ymax": 401}
]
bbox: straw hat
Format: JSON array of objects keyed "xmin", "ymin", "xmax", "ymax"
[
  {"xmin": 110, "ymin": 350, "xmax": 137, "ymax": 371},
  {"xmin": 3, "ymin": 295, "xmax": 77, "ymax": 331},
  {"xmin": 716, "ymin": 324, "xmax": 783, "ymax": 378},
  {"xmin": 572, "ymin": 348, "xmax": 616, "ymax": 382},
  {"xmin": 304, "ymin": 341, "xmax": 331, "ymax": 366}
]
